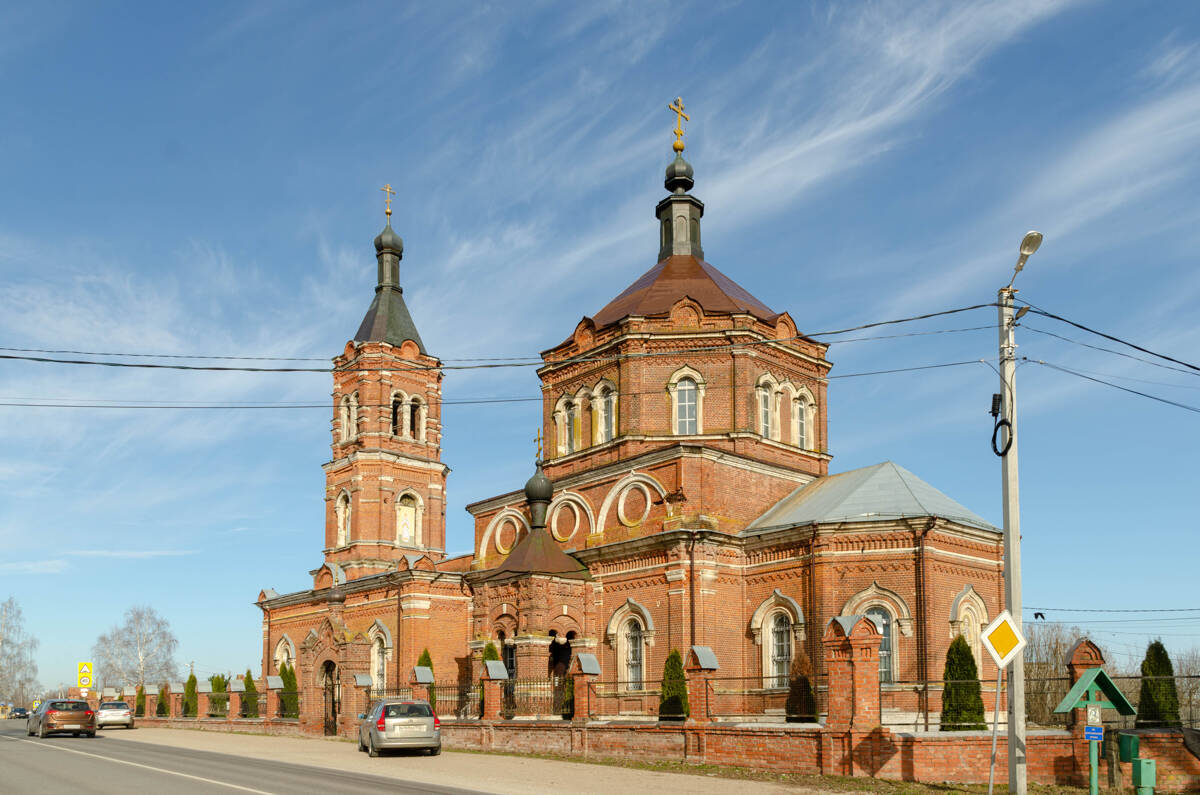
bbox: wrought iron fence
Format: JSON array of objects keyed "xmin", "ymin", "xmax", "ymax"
[
  {"xmin": 207, "ymin": 692, "xmax": 230, "ymax": 718},
  {"xmin": 881, "ymin": 678, "xmax": 1009, "ymax": 731},
  {"xmin": 239, "ymin": 691, "xmax": 261, "ymax": 718},
  {"xmin": 500, "ymin": 677, "xmax": 571, "ymax": 719},
  {"xmin": 586, "ymin": 680, "xmax": 662, "ymax": 719},
  {"xmin": 1103, "ymin": 675, "xmax": 1200, "ymax": 729},
  {"xmin": 429, "ymin": 683, "xmax": 481, "ymax": 719},
  {"xmin": 277, "ymin": 690, "xmax": 300, "ymax": 719},
  {"xmin": 705, "ymin": 674, "xmax": 826, "ymax": 722},
  {"xmin": 1024, "ymin": 675, "xmax": 1071, "ymax": 728},
  {"xmin": 367, "ymin": 687, "xmax": 414, "ymax": 701}
]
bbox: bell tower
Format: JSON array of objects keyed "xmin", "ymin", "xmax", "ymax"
[{"xmin": 320, "ymin": 188, "xmax": 449, "ymax": 583}]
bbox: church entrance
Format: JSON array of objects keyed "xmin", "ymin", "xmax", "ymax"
[{"xmin": 321, "ymin": 661, "xmax": 340, "ymax": 736}]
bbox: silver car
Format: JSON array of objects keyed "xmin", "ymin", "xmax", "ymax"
[
  {"xmin": 357, "ymin": 699, "xmax": 440, "ymax": 757},
  {"xmin": 96, "ymin": 701, "xmax": 135, "ymax": 730}
]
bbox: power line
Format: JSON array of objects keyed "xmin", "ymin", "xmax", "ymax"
[
  {"xmin": 1026, "ymin": 358, "xmax": 1200, "ymax": 414},
  {"xmin": 1020, "ymin": 302, "xmax": 1200, "ymax": 374},
  {"xmin": 1024, "ymin": 607, "xmax": 1200, "ymax": 613},
  {"xmin": 1021, "ymin": 325, "xmax": 1200, "ymax": 378},
  {"xmin": 0, "ymin": 303, "xmax": 997, "ymax": 375},
  {"xmin": 0, "ymin": 358, "xmax": 990, "ymax": 410}
]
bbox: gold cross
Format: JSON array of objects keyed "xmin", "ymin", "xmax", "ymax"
[
  {"xmin": 668, "ymin": 97, "xmax": 689, "ymax": 153},
  {"xmin": 380, "ymin": 183, "xmax": 395, "ymax": 219},
  {"xmin": 534, "ymin": 429, "xmax": 543, "ymax": 460}
]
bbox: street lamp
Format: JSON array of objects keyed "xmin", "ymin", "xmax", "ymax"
[{"xmin": 999, "ymin": 230, "xmax": 1041, "ymax": 795}]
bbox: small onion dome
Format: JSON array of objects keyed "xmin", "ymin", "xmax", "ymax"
[
  {"xmin": 373, "ymin": 222, "xmax": 404, "ymax": 255},
  {"xmin": 524, "ymin": 460, "xmax": 553, "ymax": 503},
  {"xmin": 326, "ymin": 585, "xmax": 346, "ymax": 604},
  {"xmin": 664, "ymin": 153, "xmax": 694, "ymax": 193}
]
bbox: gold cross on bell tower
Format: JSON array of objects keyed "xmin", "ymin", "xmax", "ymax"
[
  {"xmin": 668, "ymin": 97, "xmax": 689, "ymax": 153},
  {"xmin": 534, "ymin": 428, "xmax": 543, "ymax": 461},
  {"xmin": 380, "ymin": 183, "xmax": 395, "ymax": 220}
]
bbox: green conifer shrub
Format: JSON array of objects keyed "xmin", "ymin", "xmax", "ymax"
[
  {"xmin": 183, "ymin": 673, "xmax": 198, "ymax": 718},
  {"xmin": 940, "ymin": 635, "xmax": 986, "ymax": 731},
  {"xmin": 659, "ymin": 649, "xmax": 689, "ymax": 720},
  {"xmin": 209, "ymin": 674, "xmax": 229, "ymax": 717},
  {"xmin": 785, "ymin": 647, "xmax": 818, "ymax": 723},
  {"xmin": 1137, "ymin": 639, "xmax": 1181, "ymax": 728},
  {"xmin": 135, "ymin": 685, "xmax": 145, "ymax": 717},
  {"xmin": 156, "ymin": 686, "xmax": 168, "ymax": 716},
  {"xmin": 417, "ymin": 649, "xmax": 435, "ymax": 711},
  {"xmin": 242, "ymin": 669, "xmax": 259, "ymax": 718},
  {"xmin": 482, "ymin": 642, "xmax": 500, "ymax": 661},
  {"xmin": 279, "ymin": 663, "xmax": 298, "ymax": 718}
]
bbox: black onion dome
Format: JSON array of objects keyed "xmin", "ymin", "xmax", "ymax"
[
  {"xmin": 524, "ymin": 460, "xmax": 553, "ymax": 503},
  {"xmin": 326, "ymin": 585, "xmax": 346, "ymax": 604},
  {"xmin": 665, "ymin": 153, "xmax": 695, "ymax": 193},
  {"xmin": 374, "ymin": 222, "xmax": 404, "ymax": 254}
]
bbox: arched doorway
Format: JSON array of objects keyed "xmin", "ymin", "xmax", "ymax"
[
  {"xmin": 547, "ymin": 630, "xmax": 574, "ymax": 676},
  {"xmin": 321, "ymin": 661, "xmax": 340, "ymax": 736}
]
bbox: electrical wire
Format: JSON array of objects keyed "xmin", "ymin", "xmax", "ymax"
[
  {"xmin": 1019, "ymin": 302, "xmax": 1200, "ymax": 374},
  {"xmin": 1025, "ymin": 358, "xmax": 1200, "ymax": 414},
  {"xmin": 1024, "ymin": 607, "xmax": 1200, "ymax": 613},
  {"xmin": 0, "ymin": 303, "xmax": 997, "ymax": 375},
  {"xmin": 1020, "ymin": 325, "xmax": 1200, "ymax": 379},
  {"xmin": 0, "ymin": 358, "xmax": 990, "ymax": 410}
]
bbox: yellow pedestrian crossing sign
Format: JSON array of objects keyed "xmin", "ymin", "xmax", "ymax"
[
  {"xmin": 77, "ymin": 662, "xmax": 94, "ymax": 689},
  {"xmin": 981, "ymin": 610, "xmax": 1026, "ymax": 668}
]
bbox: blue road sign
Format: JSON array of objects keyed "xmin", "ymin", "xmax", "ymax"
[{"xmin": 1084, "ymin": 725, "xmax": 1104, "ymax": 742}]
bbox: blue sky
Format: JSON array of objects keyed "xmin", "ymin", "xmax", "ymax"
[{"xmin": 2, "ymin": 1, "xmax": 1199, "ymax": 688}]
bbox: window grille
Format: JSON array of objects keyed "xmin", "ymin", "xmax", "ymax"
[
  {"xmin": 866, "ymin": 607, "xmax": 893, "ymax": 683},
  {"xmin": 625, "ymin": 620, "xmax": 644, "ymax": 688},
  {"xmin": 796, "ymin": 399, "xmax": 808, "ymax": 448},
  {"xmin": 759, "ymin": 388, "xmax": 772, "ymax": 437},
  {"xmin": 770, "ymin": 614, "xmax": 792, "ymax": 687}
]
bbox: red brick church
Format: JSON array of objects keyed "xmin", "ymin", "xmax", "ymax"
[{"xmin": 256, "ymin": 127, "xmax": 1004, "ymax": 734}]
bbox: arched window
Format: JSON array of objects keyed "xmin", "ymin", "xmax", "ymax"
[
  {"xmin": 675, "ymin": 378, "xmax": 697, "ymax": 434},
  {"xmin": 596, "ymin": 386, "xmax": 615, "ymax": 443},
  {"xmin": 349, "ymin": 392, "xmax": 360, "ymax": 439},
  {"xmin": 391, "ymin": 395, "xmax": 404, "ymax": 437},
  {"xmin": 396, "ymin": 493, "xmax": 418, "ymax": 545},
  {"xmin": 623, "ymin": 619, "xmax": 644, "ymax": 689},
  {"xmin": 866, "ymin": 607, "xmax": 894, "ymax": 683},
  {"xmin": 758, "ymin": 386, "xmax": 772, "ymax": 437},
  {"xmin": 409, "ymin": 397, "xmax": 423, "ymax": 442},
  {"xmin": 565, "ymin": 400, "xmax": 577, "ymax": 453},
  {"xmin": 273, "ymin": 637, "xmax": 295, "ymax": 674},
  {"xmin": 770, "ymin": 613, "xmax": 792, "ymax": 688},
  {"xmin": 335, "ymin": 491, "xmax": 351, "ymax": 547},
  {"xmin": 339, "ymin": 396, "xmax": 351, "ymax": 442},
  {"xmin": 795, "ymin": 397, "xmax": 809, "ymax": 449},
  {"xmin": 500, "ymin": 632, "xmax": 516, "ymax": 677},
  {"xmin": 372, "ymin": 636, "xmax": 387, "ymax": 691}
]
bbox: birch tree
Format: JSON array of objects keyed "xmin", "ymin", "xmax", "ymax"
[
  {"xmin": 92, "ymin": 605, "xmax": 179, "ymax": 689},
  {"xmin": 0, "ymin": 597, "xmax": 40, "ymax": 706}
]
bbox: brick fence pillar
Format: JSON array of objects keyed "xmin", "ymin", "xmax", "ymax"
[
  {"xmin": 229, "ymin": 690, "xmax": 243, "ymax": 721},
  {"xmin": 569, "ymin": 652, "xmax": 601, "ymax": 723},
  {"xmin": 684, "ymin": 646, "xmax": 720, "ymax": 723},
  {"xmin": 196, "ymin": 686, "xmax": 212, "ymax": 719},
  {"xmin": 480, "ymin": 659, "xmax": 506, "ymax": 721},
  {"xmin": 143, "ymin": 692, "xmax": 157, "ymax": 719},
  {"xmin": 1065, "ymin": 638, "xmax": 1107, "ymax": 786},
  {"xmin": 265, "ymin": 687, "xmax": 281, "ymax": 720},
  {"xmin": 821, "ymin": 615, "xmax": 884, "ymax": 776}
]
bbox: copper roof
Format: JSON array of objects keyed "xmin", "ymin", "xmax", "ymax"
[
  {"xmin": 589, "ymin": 255, "xmax": 778, "ymax": 329},
  {"xmin": 489, "ymin": 527, "xmax": 590, "ymax": 581}
]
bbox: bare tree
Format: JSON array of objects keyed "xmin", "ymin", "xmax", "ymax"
[
  {"xmin": 92, "ymin": 606, "xmax": 179, "ymax": 690},
  {"xmin": 1022, "ymin": 622, "xmax": 1091, "ymax": 727},
  {"xmin": 0, "ymin": 597, "xmax": 40, "ymax": 706}
]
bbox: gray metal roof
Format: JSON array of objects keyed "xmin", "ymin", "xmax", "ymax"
[
  {"xmin": 483, "ymin": 660, "xmax": 508, "ymax": 680},
  {"xmin": 689, "ymin": 646, "xmax": 719, "ymax": 671},
  {"xmin": 412, "ymin": 666, "xmax": 434, "ymax": 684},
  {"xmin": 229, "ymin": 681, "xmax": 246, "ymax": 693},
  {"xmin": 353, "ymin": 674, "xmax": 373, "ymax": 688},
  {"xmin": 354, "ymin": 286, "xmax": 426, "ymax": 353},
  {"xmin": 574, "ymin": 653, "xmax": 601, "ymax": 676},
  {"xmin": 745, "ymin": 461, "xmax": 997, "ymax": 534},
  {"xmin": 265, "ymin": 676, "xmax": 284, "ymax": 690}
]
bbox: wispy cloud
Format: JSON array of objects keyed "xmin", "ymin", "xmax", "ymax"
[
  {"xmin": 68, "ymin": 550, "xmax": 198, "ymax": 559},
  {"xmin": 0, "ymin": 559, "xmax": 67, "ymax": 575}
]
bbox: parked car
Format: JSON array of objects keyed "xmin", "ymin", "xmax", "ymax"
[
  {"xmin": 96, "ymin": 701, "xmax": 135, "ymax": 730},
  {"xmin": 26, "ymin": 699, "xmax": 96, "ymax": 738},
  {"xmin": 10, "ymin": 708, "xmax": 28, "ymax": 719},
  {"xmin": 357, "ymin": 699, "xmax": 440, "ymax": 757}
]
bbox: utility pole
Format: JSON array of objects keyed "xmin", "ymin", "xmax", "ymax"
[{"xmin": 998, "ymin": 230, "xmax": 1041, "ymax": 795}]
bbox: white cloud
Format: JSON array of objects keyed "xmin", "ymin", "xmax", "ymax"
[
  {"xmin": 68, "ymin": 550, "xmax": 197, "ymax": 559},
  {"xmin": 0, "ymin": 559, "xmax": 67, "ymax": 575}
]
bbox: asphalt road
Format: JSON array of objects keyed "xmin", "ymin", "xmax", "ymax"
[{"xmin": 0, "ymin": 721, "xmax": 482, "ymax": 795}]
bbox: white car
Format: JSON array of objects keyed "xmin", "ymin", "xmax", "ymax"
[{"xmin": 96, "ymin": 701, "xmax": 135, "ymax": 730}]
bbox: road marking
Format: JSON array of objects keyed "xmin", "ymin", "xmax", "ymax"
[{"xmin": 0, "ymin": 735, "xmax": 276, "ymax": 793}]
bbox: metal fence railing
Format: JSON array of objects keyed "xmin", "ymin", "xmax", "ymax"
[
  {"xmin": 499, "ymin": 677, "xmax": 563, "ymax": 719},
  {"xmin": 239, "ymin": 692, "xmax": 261, "ymax": 718},
  {"xmin": 277, "ymin": 690, "xmax": 299, "ymax": 719},
  {"xmin": 881, "ymin": 678, "xmax": 1010, "ymax": 731},
  {"xmin": 1104, "ymin": 675, "xmax": 1200, "ymax": 729},
  {"xmin": 367, "ymin": 687, "xmax": 413, "ymax": 701},
  {"xmin": 705, "ymin": 675, "xmax": 826, "ymax": 722},
  {"xmin": 429, "ymin": 683, "xmax": 481, "ymax": 719},
  {"xmin": 207, "ymin": 692, "xmax": 230, "ymax": 718},
  {"xmin": 586, "ymin": 681, "xmax": 662, "ymax": 719}
]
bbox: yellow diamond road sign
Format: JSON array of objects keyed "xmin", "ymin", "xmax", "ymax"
[
  {"xmin": 77, "ymin": 661, "xmax": 94, "ymax": 689},
  {"xmin": 981, "ymin": 610, "xmax": 1026, "ymax": 668}
]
